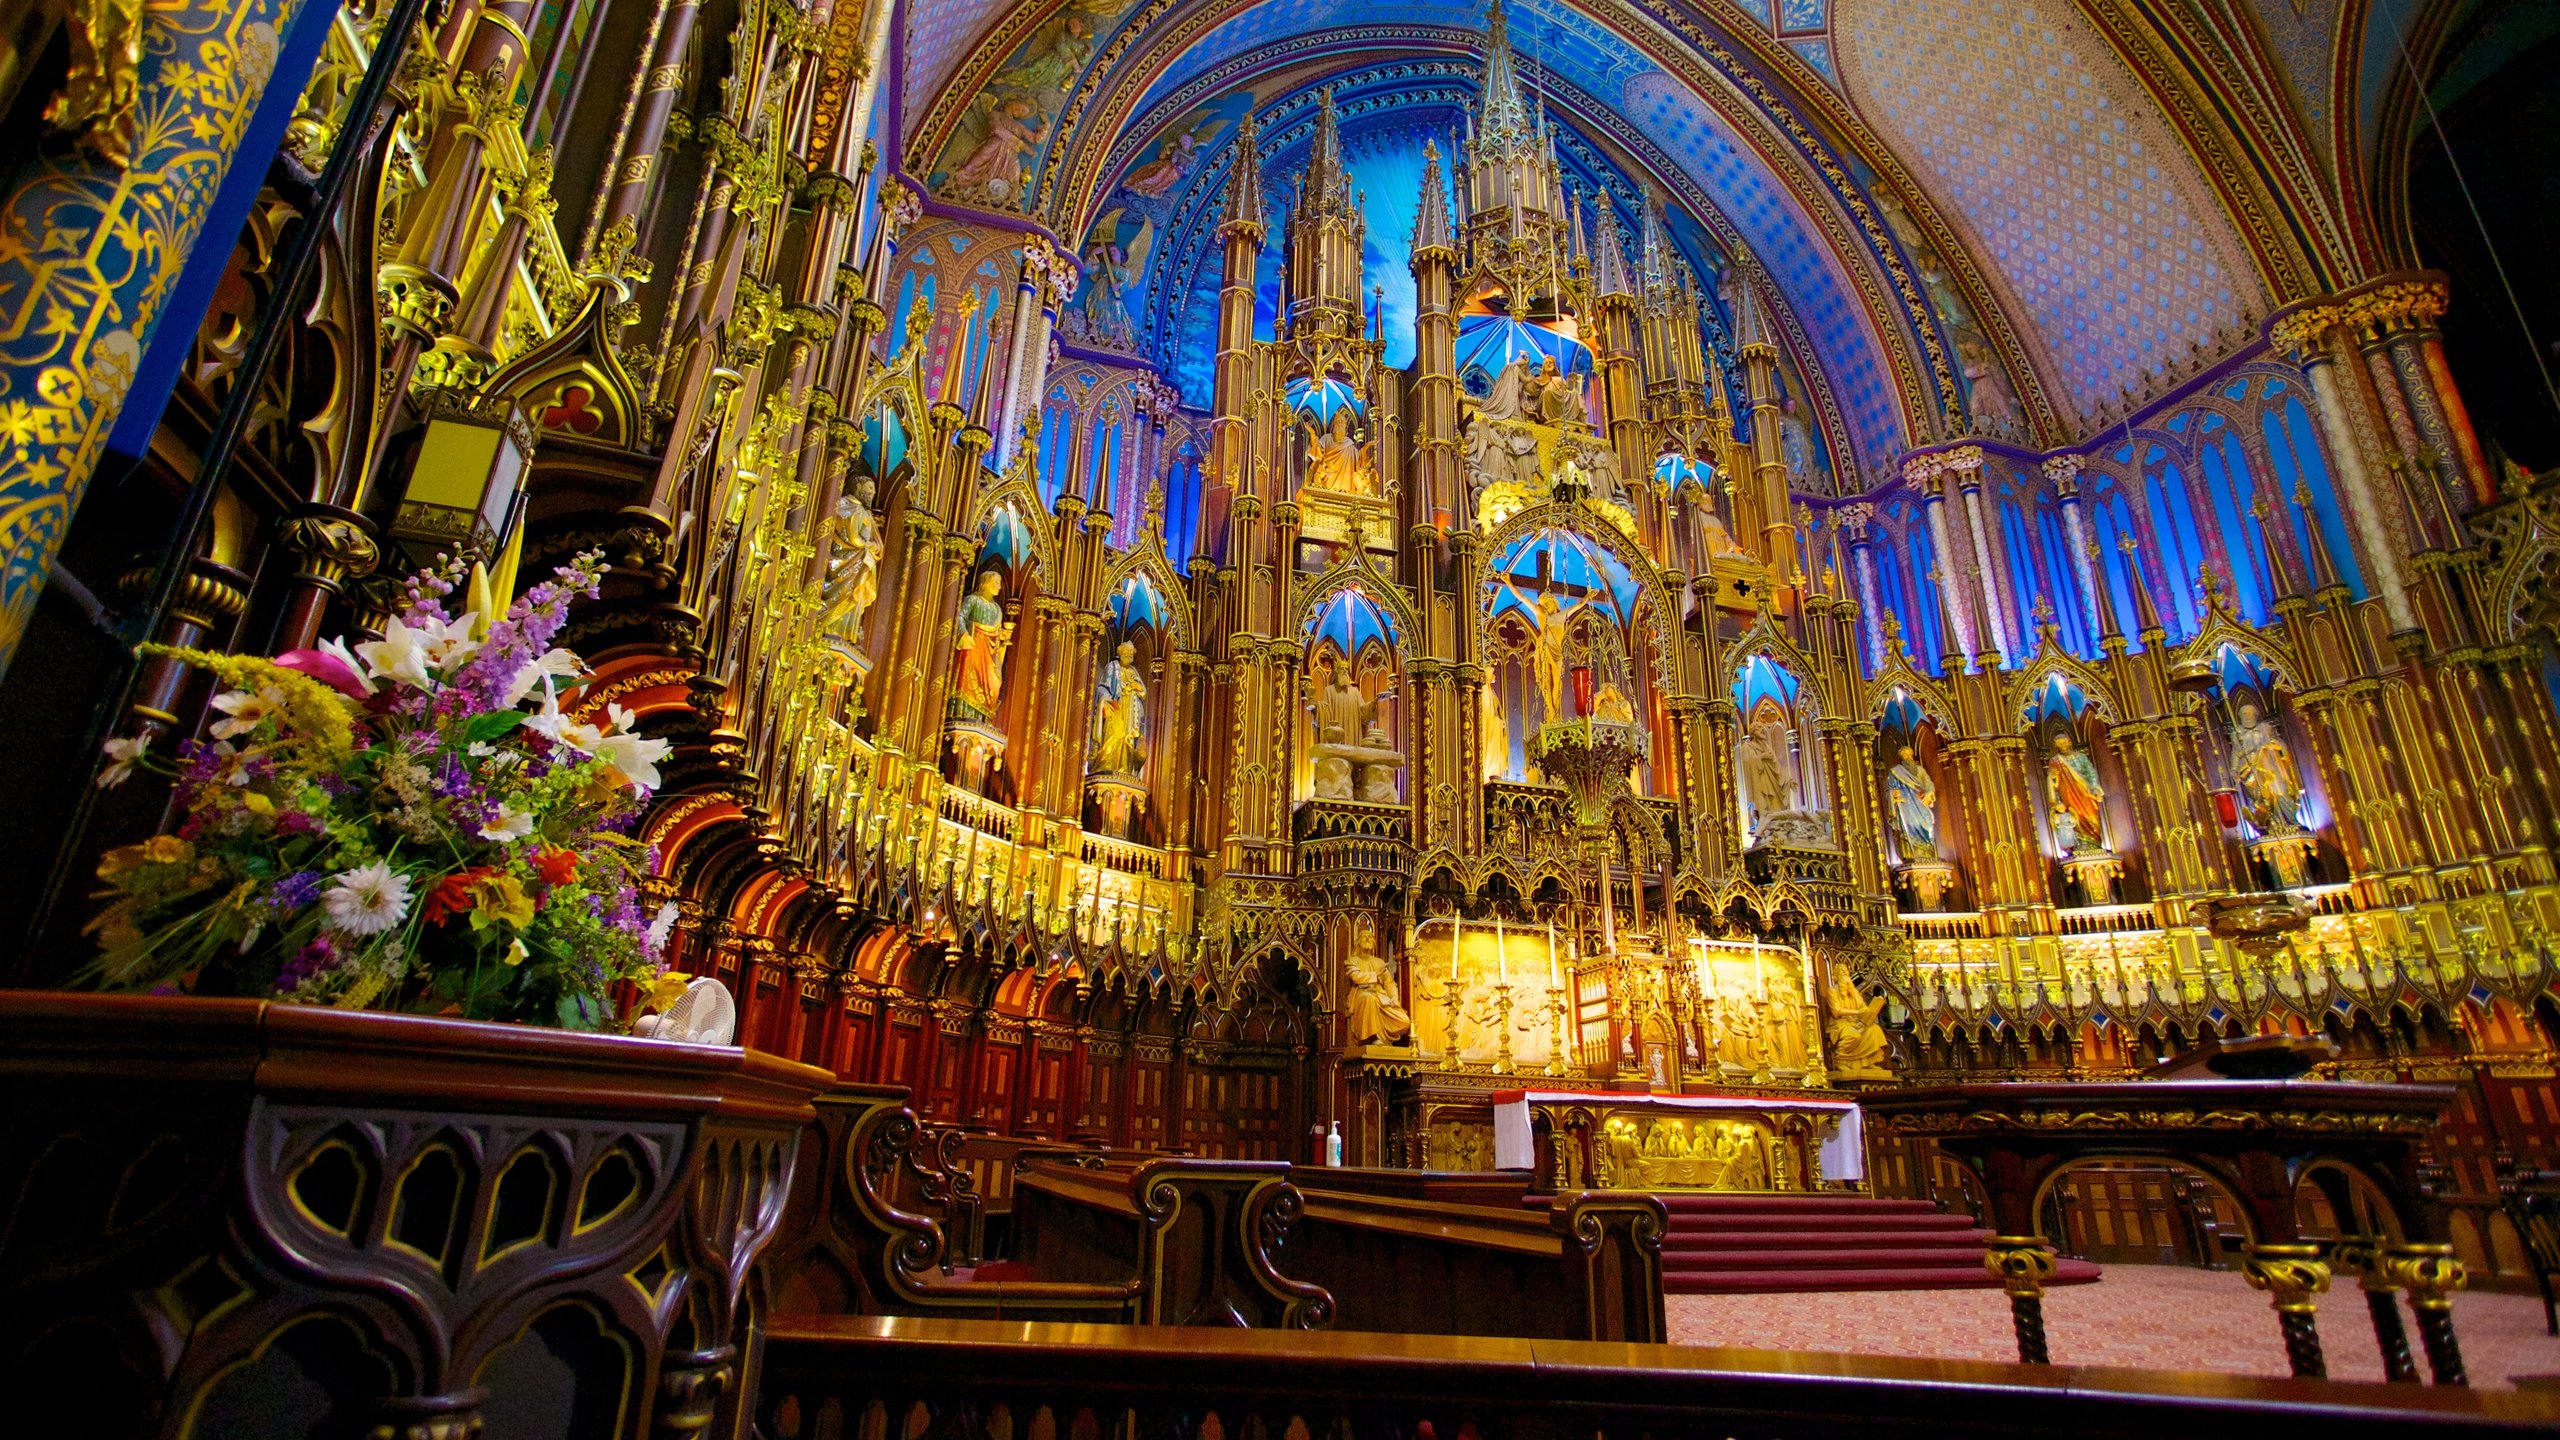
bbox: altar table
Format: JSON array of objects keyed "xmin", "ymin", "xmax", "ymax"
[{"xmin": 1492, "ymin": 1089, "xmax": 1865, "ymax": 1189}]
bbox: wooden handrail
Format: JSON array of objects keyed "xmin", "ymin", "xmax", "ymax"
[{"xmin": 758, "ymin": 1314, "xmax": 2560, "ymax": 1438}]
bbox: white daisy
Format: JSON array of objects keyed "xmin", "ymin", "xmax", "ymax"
[
  {"xmin": 477, "ymin": 806, "xmax": 535, "ymax": 843},
  {"xmin": 321, "ymin": 862, "xmax": 412, "ymax": 936}
]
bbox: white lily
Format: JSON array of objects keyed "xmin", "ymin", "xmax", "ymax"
[
  {"xmin": 502, "ymin": 647, "xmax": 583, "ymax": 707},
  {"xmin": 317, "ymin": 637, "xmax": 379, "ymax": 694},
  {"xmin": 355, "ymin": 615, "xmax": 440, "ymax": 689},
  {"xmin": 592, "ymin": 704, "xmax": 672, "ymax": 790}
]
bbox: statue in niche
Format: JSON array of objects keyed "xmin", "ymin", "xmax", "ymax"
[
  {"xmin": 1311, "ymin": 655, "xmax": 1372, "ymax": 746},
  {"xmin": 949, "ymin": 569, "xmax": 1014, "ymax": 723},
  {"xmin": 1883, "ymin": 742, "xmax": 1940, "ymax": 860},
  {"xmin": 1303, "ymin": 406, "xmax": 1375, "ymax": 496},
  {"xmin": 1480, "ymin": 681, "xmax": 1511, "ymax": 781},
  {"xmin": 1736, "ymin": 714, "xmax": 1798, "ymax": 827},
  {"xmin": 1091, "ymin": 639, "xmax": 1147, "ymax": 775},
  {"xmin": 2044, "ymin": 730, "xmax": 2109, "ymax": 855},
  {"xmin": 1533, "ymin": 356, "xmax": 1587, "ymax": 427},
  {"xmin": 817, "ymin": 477, "xmax": 883, "ymax": 648},
  {"xmin": 1341, "ymin": 917, "xmax": 1411, "ymax": 1045},
  {"xmin": 2230, "ymin": 699, "xmax": 2308, "ymax": 836},
  {"xmin": 1824, "ymin": 967, "xmax": 1891, "ymax": 1078},
  {"xmin": 1309, "ymin": 656, "xmax": 1400, "ymax": 802}
]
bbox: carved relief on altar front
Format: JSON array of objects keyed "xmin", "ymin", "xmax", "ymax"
[
  {"xmin": 1594, "ymin": 1115, "xmax": 1774, "ymax": 1191},
  {"xmin": 1426, "ymin": 1118, "xmax": 1496, "ymax": 1172}
]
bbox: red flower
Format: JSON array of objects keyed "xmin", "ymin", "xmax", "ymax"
[
  {"xmin": 528, "ymin": 848, "xmax": 578, "ymax": 888},
  {"xmin": 423, "ymin": 867, "xmax": 494, "ymax": 925}
]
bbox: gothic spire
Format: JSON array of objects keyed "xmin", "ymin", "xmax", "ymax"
[
  {"xmin": 1475, "ymin": 1, "xmax": 1535, "ymax": 151},
  {"xmin": 1305, "ymin": 86, "xmax": 1353, "ymax": 218},
  {"xmin": 1592, "ymin": 188, "xmax": 1633, "ymax": 298},
  {"xmin": 1415, "ymin": 139, "xmax": 1454, "ymax": 254},
  {"xmin": 1220, "ymin": 110, "xmax": 1265, "ymax": 241}
]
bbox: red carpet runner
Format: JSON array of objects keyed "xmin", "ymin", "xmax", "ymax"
[{"xmin": 1655, "ymin": 1193, "xmax": 2104, "ymax": 1294}]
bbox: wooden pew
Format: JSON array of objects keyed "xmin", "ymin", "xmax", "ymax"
[
  {"xmin": 764, "ymin": 1083, "xmax": 1142, "ymax": 1324},
  {"xmin": 1005, "ymin": 1157, "xmax": 1665, "ymax": 1341},
  {"xmin": 1280, "ymin": 1165, "xmax": 1666, "ymax": 1342}
]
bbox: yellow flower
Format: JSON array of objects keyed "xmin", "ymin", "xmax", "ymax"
[
  {"xmin": 644, "ymin": 970, "xmax": 691, "ymax": 1014},
  {"xmin": 241, "ymin": 792, "xmax": 274, "ymax": 816},
  {"xmin": 101, "ymin": 834, "xmax": 198, "ymax": 879},
  {"xmin": 502, "ymin": 936, "xmax": 529, "ymax": 967},
  {"xmin": 465, "ymin": 872, "xmax": 536, "ymax": 931}
]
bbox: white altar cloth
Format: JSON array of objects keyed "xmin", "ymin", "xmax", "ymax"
[{"xmin": 1489, "ymin": 1089, "xmax": 1865, "ymax": 1181}]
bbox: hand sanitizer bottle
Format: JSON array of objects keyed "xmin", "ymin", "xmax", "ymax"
[{"xmin": 1325, "ymin": 1120, "xmax": 1344, "ymax": 1167}]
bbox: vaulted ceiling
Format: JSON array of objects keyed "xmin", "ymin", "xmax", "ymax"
[{"xmin": 894, "ymin": 0, "xmax": 2406, "ymax": 466}]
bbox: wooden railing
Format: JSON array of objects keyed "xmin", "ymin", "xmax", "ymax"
[{"xmin": 756, "ymin": 1315, "xmax": 2560, "ymax": 1440}]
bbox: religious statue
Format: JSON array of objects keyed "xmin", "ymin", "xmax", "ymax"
[
  {"xmin": 949, "ymin": 569, "xmax": 1014, "ymax": 724},
  {"xmin": 1311, "ymin": 656, "xmax": 1371, "ymax": 746},
  {"xmin": 1736, "ymin": 717, "xmax": 1797, "ymax": 826},
  {"xmin": 1091, "ymin": 639, "xmax": 1147, "ymax": 775},
  {"xmin": 817, "ymin": 478, "xmax": 882, "ymax": 648},
  {"xmin": 2045, "ymin": 730, "xmax": 2108, "ymax": 854},
  {"xmin": 1476, "ymin": 355, "xmax": 1533, "ymax": 422},
  {"xmin": 1462, "ymin": 410, "xmax": 1539, "ymax": 494},
  {"xmin": 2230, "ymin": 699, "xmax": 2307, "ymax": 835},
  {"xmin": 1303, "ymin": 406, "xmax": 1374, "ymax": 496},
  {"xmin": 1823, "ymin": 966, "xmax": 1891, "ymax": 1078},
  {"xmin": 1479, "ymin": 681, "xmax": 1511, "ymax": 781},
  {"xmin": 1507, "ymin": 583, "xmax": 1567, "ymax": 725},
  {"xmin": 1591, "ymin": 681, "xmax": 1635, "ymax": 726},
  {"xmin": 1575, "ymin": 441, "xmax": 1622, "ymax": 504},
  {"xmin": 1883, "ymin": 743, "xmax": 1939, "ymax": 860},
  {"xmin": 1341, "ymin": 918, "xmax": 1411, "ymax": 1045},
  {"xmin": 1533, "ymin": 356, "xmax": 1587, "ymax": 427}
]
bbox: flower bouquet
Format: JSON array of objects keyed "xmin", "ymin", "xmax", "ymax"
[{"xmin": 86, "ymin": 550, "xmax": 684, "ymax": 1031}]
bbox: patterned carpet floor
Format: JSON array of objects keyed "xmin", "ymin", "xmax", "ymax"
[{"xmin": 1664, "ymin": 1263, "xmax": 2560, "ymax": 1388}]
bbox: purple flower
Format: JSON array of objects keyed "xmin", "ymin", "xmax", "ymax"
[
  {"xmin": 270, "ymin": 870, "xmax": 324, "ymax": 909},
  {"xmin": 275, "ymin": 811, "xmax": 324, "ymax": 839},
  {"xmin": 276, "ymin": 935, "xmax": 342, "ymax": 990}
]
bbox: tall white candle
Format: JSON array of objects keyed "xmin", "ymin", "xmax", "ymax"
[{"xmin": 1495, "ymin": 912, "xmax": 1508, "ymax": 984}]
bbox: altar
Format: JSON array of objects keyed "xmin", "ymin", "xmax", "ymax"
[{"xmin": 1492, "ymin": 1089, "xmax": 1864, "ymax": 1192}]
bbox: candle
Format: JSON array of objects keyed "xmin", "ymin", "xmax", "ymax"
[
  {"xmin": 1548, "ymin": 918, "xmax": 1561, "ymax": 991},
  {"xmin": 1495, "ymin": 912, "xmax": 1508, "ymax": 985}
]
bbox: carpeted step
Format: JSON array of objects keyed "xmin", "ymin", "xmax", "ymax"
[
  {"xmin": 1665, "ymin": 1257, "xmax": 2103, "ymax": 1295},
  {"xmin": 1628, "ymin": 1190, "xmax": 2103, "ymax": 1295},
  {"xmin": 1661, "ymin": 1230, "xmax": 1996, "ymax": 1254},
  {"xmin": 1663, "ymin": 1245, "xmax": 2001, "ymax": 1270}
]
